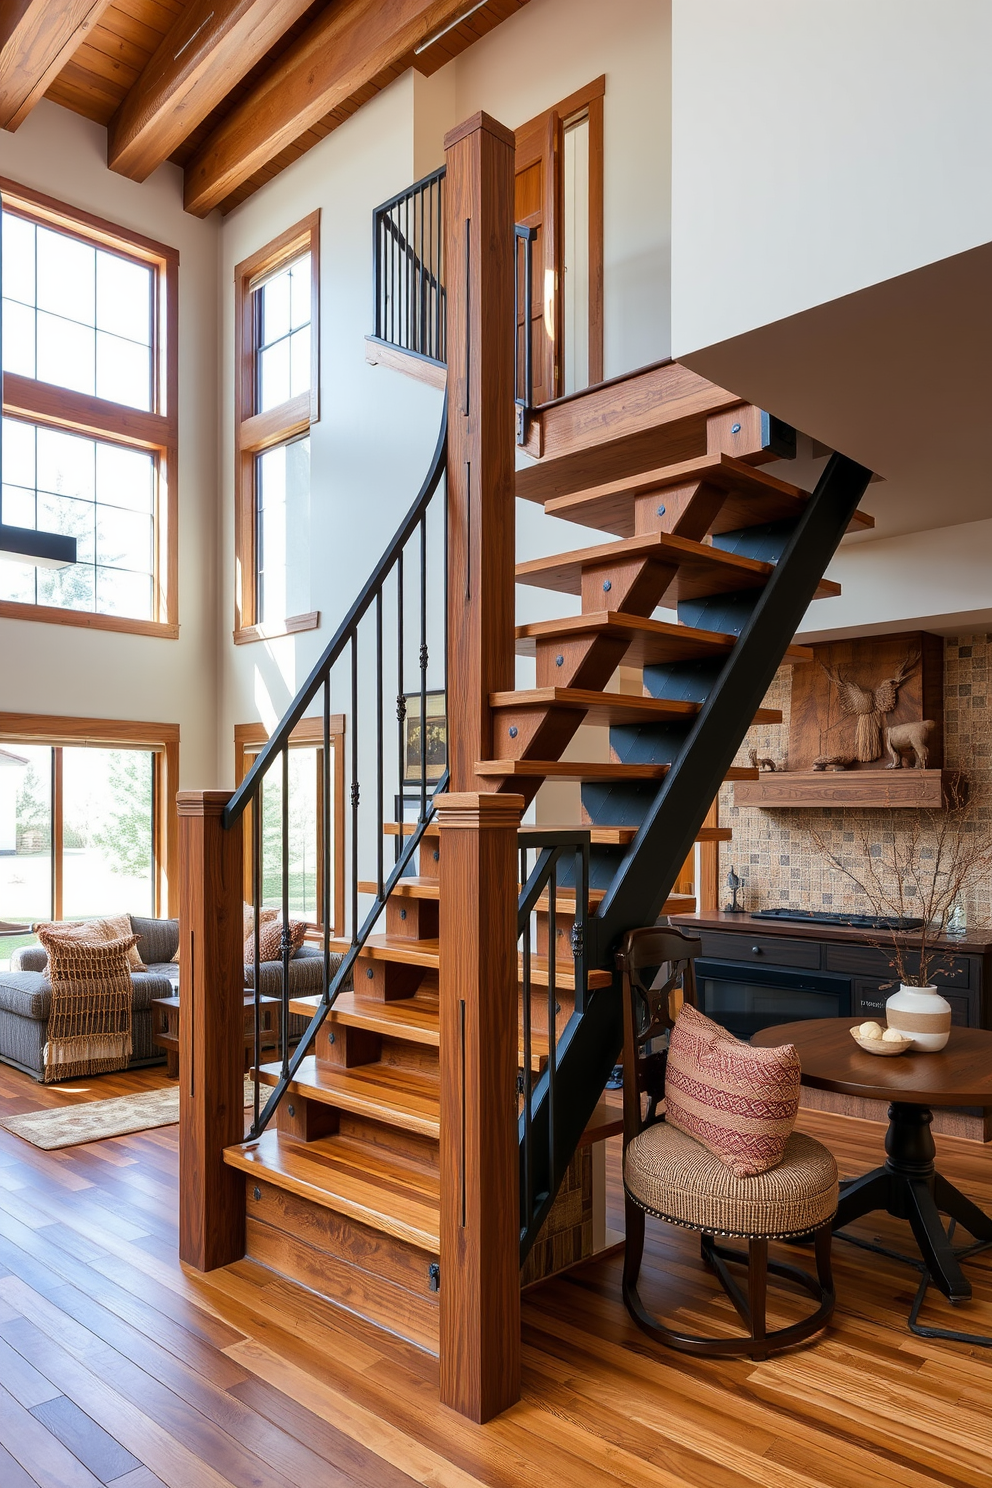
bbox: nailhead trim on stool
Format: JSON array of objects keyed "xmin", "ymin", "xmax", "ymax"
[{"xmin": 624, "ymin": 1122, "xmax": 838, "ymax": 1239}]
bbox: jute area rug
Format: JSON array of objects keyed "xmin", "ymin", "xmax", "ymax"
[{"xmin": 2, "ymin": 1078, "xmax": 257, "ymax": 1151}]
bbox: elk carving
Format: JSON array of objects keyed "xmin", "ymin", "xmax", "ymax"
[{"xmin": 818, "ymin": 651, "xmax": 920, "ymax": 763}]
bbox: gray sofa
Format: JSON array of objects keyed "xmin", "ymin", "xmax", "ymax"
[{"xmin": 0, "ymin": 914, "xmax": 335, "ymax": 1082}]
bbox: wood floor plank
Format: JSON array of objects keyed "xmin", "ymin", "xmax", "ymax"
[
  {"xmin": 30, "ymin": 1394, "xmax": 141, "ymax": 1482},
  {"xmin": 0, "ymin": 1377, "xmax": 106, "ymax": 1488}
]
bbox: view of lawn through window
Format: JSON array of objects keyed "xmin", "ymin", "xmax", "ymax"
[
  {"xmin": 0, "ymin": 743, "xmax": 155, "ymax": 968},
  {"xmin": 255, "ymin": 745, "xmax": 319, "ymax": 921}
]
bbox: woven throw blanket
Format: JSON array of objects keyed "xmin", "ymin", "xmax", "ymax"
[{"xmin": 36, "ymin": 928, "xmax": 136, "ymax": 1083}]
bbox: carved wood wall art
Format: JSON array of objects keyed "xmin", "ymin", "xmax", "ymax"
[
  {"xmin": 788, "ymin": 633, "xmax": 944, "ymax": 773},
  {"xmin": 818, "ymin": 651, "xmax": 919, "ymax": 762}
]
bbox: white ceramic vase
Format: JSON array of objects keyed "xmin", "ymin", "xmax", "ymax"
[{"xmin": 885, "ymin": 984, "xmax": 952, "ymax": 1051}]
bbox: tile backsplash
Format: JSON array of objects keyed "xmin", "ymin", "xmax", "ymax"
[{"xmin": 720, "ymin": 635, "xmax": 992, "ymax": 927}]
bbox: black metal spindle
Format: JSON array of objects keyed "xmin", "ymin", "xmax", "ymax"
[
  {"xmin": 375, "ymin": 588, "xmax": 384, "ymax": 898},
  {"xmin": 351, "ymin": 635, "xmax": 360, "ymax": 942},
  {"xmin": 547, "ymin": 857, "xmax": 557, "ymax": 1194},
  {"xmin": 521, "ymin": 843, "xmax": 533, "ymax": 1233},
  {"xmin": 322, "ymin": 678, "xmax": 332, "ymax": 1002},
  {"xmin": 280, "ymin": 744, "xmax": 290, "ymax": 1081},
  {"xmin": 396, "ymin": 551, "xmax": 405, "ymax": 864},
  {"xmin": 252, "ymin": 795, "xmax": 261, "ymax": 1133},
  {"xmin": 419, "ymin": 512, "xmax": 428, "ymax": 823}
]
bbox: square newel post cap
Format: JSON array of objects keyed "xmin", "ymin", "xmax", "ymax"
[
  {"xmin": 444, "ymin": 112, "xmax": 516, "ymax": 152},
  {"xmin": 434, "ymin": 792, "xmax": 525, "ymax": 830},
  {"xmin": 176, "ymin": 790, "xmax": 236, "ymax": 817}
]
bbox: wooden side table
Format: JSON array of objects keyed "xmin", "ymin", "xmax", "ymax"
[
  {"xmin": 754, "ymin": 1019, "xmax": 992, "ymax": 1341},
  {"xmin": 151, "ymin": 993, "xmax": 282, "ymax": 1077}
]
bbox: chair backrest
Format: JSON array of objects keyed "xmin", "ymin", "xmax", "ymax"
[{"xmin": 616, "ymin": 926, "xmax": 701, "ymax": 1148}]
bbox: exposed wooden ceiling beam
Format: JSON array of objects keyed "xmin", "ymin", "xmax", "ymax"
[
  {"xmin": 183, "ymin": 0, "xmax": 496, "ymax": 217},
  {"xmin": 0, "ymin": 0, "xmax": 113, "ymax": 130},
  {"xmin": 107, "ymin": 0, "xmax": 317, "ymax": 183}
]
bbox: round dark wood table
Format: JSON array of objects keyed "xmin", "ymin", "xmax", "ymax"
[{"xmin": 752, "ymin": 1019, "xmax": 992, "ymax": 1306}]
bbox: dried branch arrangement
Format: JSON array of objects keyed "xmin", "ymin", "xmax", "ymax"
[{"xmin": 806, "ymin": 776, "xmax": 992, "ymax": 986}]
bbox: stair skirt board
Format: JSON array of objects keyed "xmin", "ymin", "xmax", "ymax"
[{"xmin": 245, "ymin": 1177, "xmax": 440, "ymax": 1355}]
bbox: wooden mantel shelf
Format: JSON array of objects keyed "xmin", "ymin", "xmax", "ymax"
[{"xmin": 734, "ymin": 769, "xmax": 957, "ymax": 809}]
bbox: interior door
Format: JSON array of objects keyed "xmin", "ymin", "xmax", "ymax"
[{"xmin": 515, "ymin": 108, "xmax": 563, "ymax": 407}]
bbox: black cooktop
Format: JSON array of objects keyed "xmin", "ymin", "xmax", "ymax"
[{"xmin": 750, "ymin": 909, "xmax": 925, "ymax": 931}]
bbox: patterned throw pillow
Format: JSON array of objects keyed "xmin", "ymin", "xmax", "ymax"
[
  {"xmin": 34, "ymin": 914, "xmax": 144, "ymax": 971},
  {"xmin": 244, "ymin": 918, "xmax": 308, "ymax": 964},
  {"xmin": 664, "ymin": 1003, "xmax": 800, "ymax": 1177},
  {"xmin": 243, "ymin": 903, "xmax": 279, "ymax": 943}
]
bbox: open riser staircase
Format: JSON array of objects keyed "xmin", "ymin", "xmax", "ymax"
[{"xmin": 178, "ymin": 111, "xmax": 873, "ymax": 1422}]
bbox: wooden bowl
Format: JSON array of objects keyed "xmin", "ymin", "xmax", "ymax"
[{"xmin": 850, "ymin": 1028, "xmax": 914, "ymax": 1057}]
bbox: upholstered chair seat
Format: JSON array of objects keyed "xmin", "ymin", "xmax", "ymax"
[{"xmin": 625, "ymin": 1122, "xmax": 839, "ymax": 1240}]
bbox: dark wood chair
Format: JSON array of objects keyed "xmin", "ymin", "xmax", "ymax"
[{"xmin": 617, "ymin": 926, "xmax": 837, "ymax": 1360}]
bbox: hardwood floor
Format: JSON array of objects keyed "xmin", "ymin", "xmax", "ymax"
[{"xmin": 0, "ymin": 1061, "xmax": 990, "ymax": 1486}]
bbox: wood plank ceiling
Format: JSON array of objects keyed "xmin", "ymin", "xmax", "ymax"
[{"xmin": 0, "ymin": 0, "xmax": 531, "ymax": 214}]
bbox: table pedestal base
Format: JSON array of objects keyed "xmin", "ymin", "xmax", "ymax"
[{"xmin": 834, "ymin": 1101, "xmax": 992, "ymax": 1343}]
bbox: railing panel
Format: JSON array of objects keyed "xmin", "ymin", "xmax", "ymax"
[{"xmin": 373, "ymin": 166, "xmax": 447, "ymax": 365}]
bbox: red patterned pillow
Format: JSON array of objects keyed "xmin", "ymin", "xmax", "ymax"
[
  {"xmin": 244, "ymin": 918, "xmax": 308, "ymax": 964},
  {"xmin": 664, "ymin": 1003, "xmax": 800, "ymax": 1177}
]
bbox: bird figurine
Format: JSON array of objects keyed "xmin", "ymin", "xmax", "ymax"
[
  {"xmin": 725, "ymin": 867, "xmax": 744, "ymax": 913},
  {"xmin": 818, "ymin": 652, "xmax": 919, "ymax": 763}
]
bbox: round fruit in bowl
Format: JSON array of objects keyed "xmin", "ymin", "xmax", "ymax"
[{"xmin": 850, "ymin": 1020, "xmax": 913, "ymax": 1056}]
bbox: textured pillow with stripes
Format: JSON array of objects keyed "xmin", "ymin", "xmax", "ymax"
[{"xmin": 664, "ymin": 1003, "xmax": 801, "ymax": 1177}]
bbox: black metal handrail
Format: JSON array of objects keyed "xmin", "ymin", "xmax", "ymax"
[
  {"xmin": 517, "ymin": 830, "xmax": 590, "ymax": 1256},
  {"xmin": 231, "ymin": 410, "xmax": 449, "ymax": 1138},
  {"xmin": 372, "ymin": 166, "xmax": 446, "ymax": 365}
]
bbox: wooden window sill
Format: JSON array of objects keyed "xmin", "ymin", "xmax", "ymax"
[
  {"xmin": 234, "ymin": 612, "xmax": 320, "ymax": 645},
  {"xmin": 0, "ymin": 600, "xmax": 178, "ymax": 638}
]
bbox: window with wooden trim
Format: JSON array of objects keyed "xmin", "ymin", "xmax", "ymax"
[
  {"xmin": 515, "ymin": 77, "xmax": 604, "ymax": 404},
  {"xmin": 0, "ymin": 714, "xmax": 180, "ymax": 967},
  {"xmin": 0, "ymin": 180, "xmax": 179, "ymax": 638},
  {"xmin": 234, "ymin": 213, "xmax": 320, "ymax": 644},
  {"xmin": 235, "ymin": 717, "xmax": 344, "ymax": 936}
]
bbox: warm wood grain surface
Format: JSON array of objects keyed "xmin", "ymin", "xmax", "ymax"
[
  {"xmin": 754, "ymin": 1019, "xmax": 992, "ymax": 1106},
  {"xmin": 0, "ymin": 1060, "xmax": 989, "ymax": 1486}
]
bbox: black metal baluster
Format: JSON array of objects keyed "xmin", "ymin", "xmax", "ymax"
[
  {"xmin": 252, "ymin": 793, "xmax": 261, "ymax": 1133},
  {"xmin": 351, "ymin": 635, "xmax": 360, "ymax": 942},
  {"xmin": 280, "ymin": 745, "xmax": 290, "ymax": 1082},
  {"xmin": 574, "ymin": 839, "xmax": 589, "ymax": 1015},
  {"xmin": 547, "ymin": 855, "xmax": 557, "ymax": 1197},
  {"xmin": 376, "ymin": 588, "xmax": 384, "ymax": 899},
  {"xmin": 323, "ymin": 678, "xmax": 332, "ymax": 1002},
  {"xmin": 373, "ymin": 207, "xmax": 380, "ymax": 341},
  {"xmin": 396, "ymin": 551, "xmax": 405, "ymax": 864},
  {"xmin": 419, "ymin": 512, "xmax": 428, "ymax": 824},
  {"xmin": 521, "ymin": 843, "xmax": 533, "ymax": 1235}
]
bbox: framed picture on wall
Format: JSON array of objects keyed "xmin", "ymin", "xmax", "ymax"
[{"xmin": 403, "ymin": 690, "xmax": 447, "ymax": 785}]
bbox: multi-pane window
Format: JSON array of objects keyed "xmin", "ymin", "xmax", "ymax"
[
  {"xmin": 235, "ymin": 214, "xmax": 319, "ymax": 643},
  {"xmin": 0, "ymin": 181, "xmax": 177, "ymax": 636},
  {"xmin": 0, "ymin": 720, "xmax": 180, "ymax": 971}
]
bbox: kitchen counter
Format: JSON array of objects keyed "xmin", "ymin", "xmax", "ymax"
[{"xmin": 669, "ymin": 910, "xmax": 992, "ymax": 957}]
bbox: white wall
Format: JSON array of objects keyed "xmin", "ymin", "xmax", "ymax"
[
  {"xmin": 0, "ymin": 102, "xmax": 221, "ymax": 788},
  {"xmin": 454, "ymin": 0, "xmax": 672, "ymax": 377},
  {"xmin": 671, "ymin": 0, "xmax": 992, "ymax": 358},
  {"xmin": 218, "ymin": 75, "xmax": 445, "ymax": 780}
]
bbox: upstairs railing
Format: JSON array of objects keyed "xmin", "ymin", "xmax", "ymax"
[
  {"xmin": 372, "ymin": 166, "xmax": 536, "ymax": 440},
  {"xmin": 372, "ymin": 166, "xmax": 446, "ymax": 367},
  {"xmin": 228, "ymin": 412, "xmax": 449, "ymax": 1138}
]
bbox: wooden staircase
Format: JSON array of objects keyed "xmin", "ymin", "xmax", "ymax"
[
  {"xmin": 216, "ymin": 373, "xmax": 872, "ymax": 1361},
  {"xmin": 179, "ymin": 113, "xmax": 874, "ymax": 1425}
]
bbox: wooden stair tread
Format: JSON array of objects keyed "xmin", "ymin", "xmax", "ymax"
[
  {"xmin": 476, "ymin": 758, "xmax": 758, "ymax": 783},
  {"xmin": 523, "ymin": 821, "xmax": 730, "ymax": 846},
  {"xmin": 515, "ymin": 611, "xmax": 813, "ymax": 665},
  {"xmin": 255, "ymin": 1056, "xmax": 440, "ymax": 1138},
  {"xmin": 515, "ymin": 529, "xmax": 841, "ymax": 603},
  {"xmin": 289, "ymin": 989, "xmax": 440, "ymax": 1044},
  {"xmin": 489, "ymin": 686, "xmax": 781, "ymax": 727},
  {"xmin": 358, "ymin": 876, "xmax": 439, "ymax": 899},
  {"xmin": 225, "ymin": 1129, "xmax": 440, "ymax": 1251},
  {"xmin": 522, "ymin": 956, "xmax": 612, "ymax": 990},
  {"xmin": 578, "ymin": 1099, "xmax": 624, "ymax": 1146},
  {"xmin": 540, "ymin": 452, "xmax": 874, "ymax": 539}
]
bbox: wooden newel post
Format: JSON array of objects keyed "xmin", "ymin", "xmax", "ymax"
[
  {"xmin": 444, "ymin": 111, "xmax": 516, "ymax": 791},
  {"xmin": 177, "ymin": 791, "xmax": 246, "ymax": 1272},
  {"xmin": 438, "ymin": 791, "xmax": 525, "ymax": 1421}
]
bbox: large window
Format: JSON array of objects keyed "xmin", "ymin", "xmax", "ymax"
[
  {"xmin": 0, "ymin": 715, "xmax": 179, "ymax": 968},
  {"xmin": 235, "ymin": 717, "xmax": 344, "ymax": 935},
  {"xmin": 234, "ymin": 213, "xmax": 319, "ymax": 644},
  {"xmin": 0, "ymin": 180, "xmax": 178, "ymax": 636}
]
